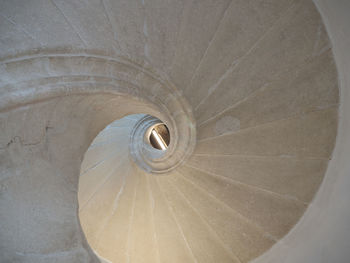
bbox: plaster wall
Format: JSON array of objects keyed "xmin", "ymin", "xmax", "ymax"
[{"xmin": 252, "ymin": 1, "xmax": 350, "ymax": 262}]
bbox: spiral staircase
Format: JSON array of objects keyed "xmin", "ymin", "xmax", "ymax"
[{"xmin": 1, "ymin": 0, "xmax": 350, "ymax": 262}]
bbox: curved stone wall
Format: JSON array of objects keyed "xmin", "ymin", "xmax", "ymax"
[
  {"xmin": 0, "ymin": 0, "xmax": 344, "ymax": 262},
  {"xmin": 252, "ymin": 1, "xmax": 350, "ymax": 262}
]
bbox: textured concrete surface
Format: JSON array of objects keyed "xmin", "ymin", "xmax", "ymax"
[
  {"xmin": 252, "ymin": 1, "xmax": 350, "ymax": 262},
  {"xmin": 0, "ymin": 0, "xmax": 346, "ymax": 262}
]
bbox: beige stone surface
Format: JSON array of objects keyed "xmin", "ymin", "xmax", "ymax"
[
  {"xmin": 148, "ymin": 175, "xmax": 197, "ymax": 263},
  {"xmin": 197, "ymin": 50, "xmax": 338, "ymax": 140},
  {"xmin": 195, "ymin": 0, "xmax": 332, "ymax": 124},
  {"xmin": 157, "ymin": 175, "xmax": 238, "ymax": 263},
  {"xmin": 185, "ymin": 0, "xmax": 295, "ymax": 108},
  {"xmin": 187, "ymin": 154, "xmax": 328, "ymax": 203},
  {"xmin": 195, "ymin": 108, "xmax": 338, "ymax": 158},
  {"xmin": 0, "ymin": 0, "xmax": 342, "ymax": 262},
  {"xmin": 177, "ymin": 165, "xmax": 306, "ymax": 239},
  {"xmin": 170, "ymin": 172, "xmax": 275, "ymax": 262},
  {"xmin": 93, "ymin": 164, "xmax": 139, "ymax": 262}
]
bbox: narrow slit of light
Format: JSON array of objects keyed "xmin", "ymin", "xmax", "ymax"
[{"xmin": 151, "ymin": 129, "xmax": 167, "ymax": 150}]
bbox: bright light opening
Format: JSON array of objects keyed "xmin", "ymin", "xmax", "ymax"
[
  {"xmin": 149, "ymin": 123, "xmax": 170, "ymax": 150},
  {"xmin": 151, "ymin": 129, "xmax": 167, "ymax": 150}
]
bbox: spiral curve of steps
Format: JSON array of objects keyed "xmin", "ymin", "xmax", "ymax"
[{"xmin": 0, "ymin": 0, "xmax": 339, "ymax": 262}]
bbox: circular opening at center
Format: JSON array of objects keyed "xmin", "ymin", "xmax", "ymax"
[{"xmin": 148, "ymin": 123, "xmax": 170, "ymax": 150}]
